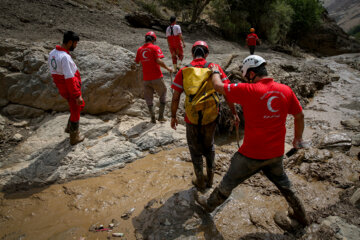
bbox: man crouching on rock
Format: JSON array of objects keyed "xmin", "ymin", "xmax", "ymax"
[
  {"xmin": 48, "ymin": 31, "xmax": 85, "ymax": 145},
  {"xmin": 196, "ymin": 55, "xmax": 310, "ymax": 231}
]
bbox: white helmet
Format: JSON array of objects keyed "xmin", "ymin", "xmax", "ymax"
[{"xmin": 241, "ymin": 55, "xmax": 266, "ymax": 77}]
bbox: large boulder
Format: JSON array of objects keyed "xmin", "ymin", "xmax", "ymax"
[{"xmin": 0, "ymin": 39, "xmax": 142, "ymax": 115}]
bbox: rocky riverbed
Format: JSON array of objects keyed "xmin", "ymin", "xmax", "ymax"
[{"xmin": 0, "ymin": 0, "xmax": 360, "ymax": 239}]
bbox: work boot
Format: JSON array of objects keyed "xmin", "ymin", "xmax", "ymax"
[
  {"xmin": 192, "ymin": 175, "xmax": 206, "ymax": 191},
  {"xmin": 147, "ymin": 105, "xmax": 156, "ymax": 123},
  {"xmin": 64, "ymin": 118, "xmax": 70, "ymax": 133},
  {"xmin": 205, "ymin": 168, "xmax": 214, "ymax": 188},
  {"xmin": 69, "ymin": 121, "xmax": 85, "ymax": 145},
  {"xmin": 274, "ymin": 211, "xmax": 299, "ymax": 232},
  {"xmin": 195, "ymin": 187, "xmax": 228, "ymax": 213},
  {"xmin": 282, "ymin": 190, "xmax": 310, "ymax": 227},
  {"xmin": 158, "ymin": 103, "xmax": 166, "ymax": 122}
]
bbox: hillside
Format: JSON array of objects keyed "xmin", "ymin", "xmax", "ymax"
[{"xmin": 323, "ymin": 0, "xmax": 360, "ymax": 32}]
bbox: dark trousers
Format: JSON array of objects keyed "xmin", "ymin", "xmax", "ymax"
[
  {"xmin": 186, "ymin": 121, "xmax": 216, "ymax": 177},
  {"xmin": 249, "ymin": 45, "xmax": 256, "ymax": 55}
]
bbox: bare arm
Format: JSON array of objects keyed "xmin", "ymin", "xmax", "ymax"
[
  {"xmin": 171, "ymin": 90, "xmax": 181, "ymax": 130},
  {"xmin": 210, "ymin": 65, "xmax": 226, "ymax": 95},
  {"xmin": 293, "ymin": 111, "xmax": 304, "ymax": 148},
  {"xmin": 179, "ymin": 34, "xmax": 185, "ymax": 48},
  {"xmin": 156, "ymin": 58, "xmax": 173, "ymax": 73}
]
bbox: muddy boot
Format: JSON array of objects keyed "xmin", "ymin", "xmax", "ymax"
[
  {"xmin": 192, "ymin": 175, "xmax": 206, "ymax": 191},
  {"xmin": 147, "ymin": 105, "xmax": 156, "ymax": 123},
  {"xmin": 158, "ymin": 103, "xmax": 166, "ymax": 122},
  {"xmin": 195, "ymin": 187, "xmax": 228, "ymax": 213},
  {"xmin": 64, "ymin": 118, "xmax": 71, "ymax": 133},
  {"xmin": 192, "ymin": 168, "xmax": 206, "ymax": 191},
  {"xmin": 283, "ymin": 191, "xmax": 310, "ymax": 227},
  {"xmin": 205, "ymin": 151, "xmax": 215, "ymax": 188},
  {"xmin": 69, "ymin": 121, "xmax": 85, "ymax": 145},
  {"xmin": 205, "ymin": 168, "xmax": 214, "ymax": 188},
  {"xmin": 274, "ymin": 211, "xmax": 299, "ymax": 232}
]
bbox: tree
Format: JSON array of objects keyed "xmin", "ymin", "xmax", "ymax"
[
  {"xmin": 162, "ymin": 0, "xmax": 212, "ymax": 22},
  {"xmin": 286, "ymin": 0, "xmax": 323, "ymax": 40}
]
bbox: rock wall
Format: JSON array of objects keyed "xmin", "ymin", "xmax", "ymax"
[{"xmin": 0, "ymin": 39, "xmax": 142, "ymax": 116}]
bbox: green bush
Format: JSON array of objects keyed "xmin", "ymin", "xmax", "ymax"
[
  {"xmin": 285, "ymin": 0, "xmax": 323, "ymax": 39},
  {"xmin": 260, "ymin": 0, "xmax": 294, "ymax": 44},
  {"xmin": 348, "ymin": 24, "xmax": 360, "ymax": 41}
]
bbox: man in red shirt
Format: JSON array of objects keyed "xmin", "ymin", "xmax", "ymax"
[
  {"xmin": 166, "ymin": 16, "xmax": 186, "ymax": 71},
  {"xmin": 246, "ymin": 28, "xmax": 260, "ymax": 55},
  {"xmin": 48, "ymin": 31, "xmax": 85, "ymax": 145},
  {"xmin": 196, "ymin": 55, "xmax": 309, "ymax": 229},
  {"xmin": 171, "ymin": 41, "xmax": 239, "ymax": 190},
  {"xmin": 135, "ymin": 31, "xmax": 173, "ymax": 123}
]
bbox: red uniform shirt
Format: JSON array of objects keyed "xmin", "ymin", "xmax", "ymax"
[
  {"xmin": 246, "ymin": 33, "xmax": 259, "ymax": 46},
  {"xmin": 171, "ymin": 58, "xmax": 230, "ymax": 124},
  {"xmin": 135, "ymin": 43, "xmax": 165, "ymax": 81},
  {"xmin": 223, "ymin": 78, "xmax": 302, "ymax": 159},
  {"xmin": 48, "ymin": 45, "xmax": 82, "ymax": 98}
]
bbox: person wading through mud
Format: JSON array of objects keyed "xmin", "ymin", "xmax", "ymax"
[
  {"xmin": 170, "ymin": 41, "xmax": 239, "ymax": 191},
  {"xmin": 166, "ymin": 16, "xmax": 186, "ymax": 72},
  {"xmin": 196, "ymin": 55, "xmax": 310, "ymax": 229},
  {"xmin": 135, "ymin": 31, "xmax": 173, "ymax": 123},
  {"xmin": 246, "ymin": 28, "xmax": 261, "ymax": 55},
  {"xmin": 48, "ymin": 31, "xmax": 85, "ymax": 145}
]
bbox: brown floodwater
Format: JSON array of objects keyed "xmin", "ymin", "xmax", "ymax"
[{"xmin": 0, "ymin": 144, "xmax": 342, "ymax": 240}]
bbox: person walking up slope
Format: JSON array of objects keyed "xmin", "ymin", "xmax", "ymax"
[
  {"xmin": 171, "ymin": 41, "xmax": 239, "ymax": 191},
  {"xmin": 246, "ymin": 28, "xmax": 261, "ymax": 55},
  {"xmin": 196, "ymin": 55, "xmax": 310, "ymax": 230},
  {"xmin": 135, "ymin": 31, "xmax": 173, "ymax": 123},
  {"xmin": 166, "ymin": 16, "xmax": 186, "ymax": 72},
  {"xmin": 48, "ymin": 31, "xmax": 85, "ymax": 145}
]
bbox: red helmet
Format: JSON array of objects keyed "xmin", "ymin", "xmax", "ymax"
[
  {"xmin": 145, "ymin": 31, "xmax": 157, "ymax": 40},
  {"xmin": 192, "ymin": 41, "xmax": 209, "ymax": 52}
]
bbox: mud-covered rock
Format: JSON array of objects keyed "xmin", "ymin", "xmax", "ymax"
[
  {"xmin": 318, "ymin": 132, "xmax": 352, "ymax": 151},
  {"xmin": 341, "ymin": 118, "xmax": 360, "ymax": 131},
  {"xmin": 350, "ymin": 188, "xmax": 360, "ymax": 209},
  {"xmin": 352, "ymin": 134, "xmax": 360, "ymax": 147},
  {"xmin": 318, "ymin": 216, "xmax": 360, "ymax": 240}
]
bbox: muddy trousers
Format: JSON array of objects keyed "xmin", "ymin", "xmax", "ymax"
[
  {"xmin": 206, "ymin": 152, "xmax": 308, "ymax": 225},
  {"xmin": 186, "ymin": 121, "xmax": 217, "ymax": 188}
]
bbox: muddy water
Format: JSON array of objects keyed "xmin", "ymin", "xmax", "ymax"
[{"xmin": 1, "ymin": 54, "xmax": 360, "ymax": 240}]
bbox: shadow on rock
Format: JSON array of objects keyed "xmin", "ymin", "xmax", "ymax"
[
  {"xmin": 238, "ymin": 232, "xmax": 293, "ymax": 240},
  {"xmin": 133, "ymin": 188, "xmax": 224, "ymax": 240},
  {"xmin": 2, "ymin": 138, "xmax": 74, "ymax": 198}
]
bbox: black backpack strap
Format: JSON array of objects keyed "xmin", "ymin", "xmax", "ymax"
[
  {"xmin": 170, "ymin": 25, "xmax": 174, "ymax": 36},
  {"xmin": 203, "ymin": 62, "xmax": 212, "ymax": 68}
]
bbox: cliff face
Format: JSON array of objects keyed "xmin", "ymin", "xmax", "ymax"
[
  {"xmin": 323, "ymin": 0, "xmax": 360, "ymax": 32},
  {"xmin": 297, "ymin": 11, "xmax": 360, "ymax": 56}
]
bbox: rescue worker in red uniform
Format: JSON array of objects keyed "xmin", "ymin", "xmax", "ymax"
[
  {"xmin": 196, "ymin": 55, "xmax": 310, "ymax": 230},
  {"xmin": 135, "ymin": 31, "xmax": 173, "ymax": 123},
  {"xmin": 48, "ymin": 31, "xmax": 85, "ymax": 145},
  {"xmin": 166, "ymin": 16, "xmax": 185, "ymax": 71},
  {"xmin": 171, "ymin": 41, "xmax": 239, "ymax": 191},
  {"xmin": 246, "ymin": 28, "xmax": 260, "ymax": 55}
]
